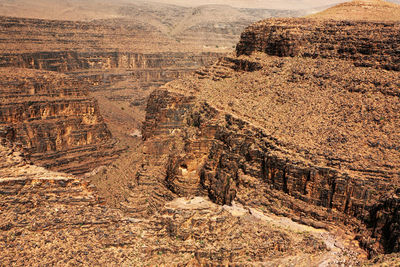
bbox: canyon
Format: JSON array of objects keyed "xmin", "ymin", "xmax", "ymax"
[
  {"xmin": 0, "ymin": 68, "xmax": 122, "ymax": 175},
  {"xmin": 138, "ymin": 0, "xmax": 400, "ymax": 260},
  {"xmin": 0, "ymin": 0, "xmax": 400, "ymax": 266},
  {"xmin": 0, "ymin": 0, "xmax": 324, "ymax": 175},
  {"xmin": 0, "ymin": 14, "xmax": 222, "ymax": 174}
]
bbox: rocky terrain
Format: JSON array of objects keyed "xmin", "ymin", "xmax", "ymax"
[
  {"xmin": 0, "ymin": 14, "xmax": 222, "ymax": 173},
  {"xmin": 0, "ymin": 0, "xmax": 325, "ymax": 174},
  {"xmin": 1, "ymin": 0, "xmax": 400, "ymax": 266},
  {"xmin": 0, "ymin": 68, "xmax": 121, "ymax": 175},
  {"xmin": 0, "ymin": 0, "xmax": 317, "ymax": 49},
  {"xmin": 0, "ymin": 129, "xmax": 362, "ymax": 266},
  {"xmin": 138, "ymin": 0, "xmax": 400, "ymax": 259}
]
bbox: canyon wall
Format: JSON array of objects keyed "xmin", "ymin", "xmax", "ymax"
[
  {"xmin": 0, "ymin": 51, "xmax": 219, "ymax": 74},
  {"xmin": 0, "ymin": 16, "xmax": 222, "ymax": 174},
  {"xmin": 0, "ymin": 51, "xmax": 221, "ymax": 92},
  {"xmin": 236, "ymin": 19, "xmax": 400, "ymax": 71},
  {"xmin": 0, "ymin": 15, "xmax": 223, "ymax": 72},
  {"xmin": 141, "ymin": 18, "xmax": 400, "ymax": 255},
  {"xmin": 0, "ymin": 68, "xmax": 120, "ymax": 175}
]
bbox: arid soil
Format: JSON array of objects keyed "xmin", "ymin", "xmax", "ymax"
[
  {"xmin": 1, "ymin": 0, "xmax": 400, "ymax": 266},
  {"xmin": 308, "ymin": 0, "xmax": 400, "ymax": 21},
  {"xmin": 137, "ymin": 0, "xmax": 400, "ymax": 260}
]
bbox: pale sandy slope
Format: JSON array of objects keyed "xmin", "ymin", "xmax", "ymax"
[
  {"xmin": 0, "ymin": 0, "xmax": 345, "ymax": 21},
  {"xmin": 153, "ymin": 0, "xmax": 348, "ymax": 9},
  {"xmin": 308, "ymin": 0, "xmax": 400, "ymax": 21}
]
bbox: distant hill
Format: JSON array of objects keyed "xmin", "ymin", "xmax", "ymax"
[
  {"xmin": 0, "ymin": 0, "xmax": 329, "ymax": 21},
  {"xmin": 308, "ymin": 0, "xmax": 400, "ymax": 21},
  {"xmin": 0, "ymin": 0, "xmax": 332, "ymax": 48},
  {"xmin": 150, "ymin": 0, "xmax": 348, "ymax": 9}
]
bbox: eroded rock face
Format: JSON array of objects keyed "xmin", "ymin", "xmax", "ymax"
[
  {"xmin": 236, "ymin": 19, "xmax": 400, "ymax": 71},
  {"xmin": 0, "ymin": 51, "xmax": 220, "ymax": 84},
  {"xmin": 141, "ymin": 17, "xmax": 400, "ymax": 255},
  {"xmin": 143, "ymin": 89, "xmax": 399, "ymax": 254},
  {"xmin": 0, "ymin": 16, "xmax": 223, "ymax": 92},
  {"xmin": 0, "ymin": 141, "xmax": 338, "ymax": 265},
  {"xmin": 0, "ymin": 51, "xmax": 219, "ymax": 71},
  {"xmin": 0, "ymin": 16, "xmax": 223, "ymax": 148},
  {"xmin": 0, "ymin": 68, "xmax": 120, "ymax": 175}
]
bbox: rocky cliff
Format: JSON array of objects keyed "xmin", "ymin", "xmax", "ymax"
[
  {"xmin": 0, "ymin": 134, "xmax": 345, "ymax": 266},
  {"xmin": 0, "ymin": 15, "xmax": 222, "ymax": 92},
  {"xmin": 0, "ymin": 15, "xmax": 223, "ymax": 143},
  {"xmin": 0, "ymin": 15, "xmax": 222, "ymax": 67},
  {"xmin": 141, "ymin": 16, "xmax": 400, "ymax": 255},
  {"xmin": 0, "ymin": 68, "xmax": 120, "ymax": 175},
  {"xmin": 236, "ymin": 18, "xmax": 400, "ymax": 71},
  {"xmin": 0, "ymin": 51, "xmax": 217, "ymax": 72},
  {"xmin": 0, "ymin": 50, "xmax": 220, "ymax": 92},
  {"xmin": 0, "ymin": 15, "xmax": 223, "ymax": 174}
]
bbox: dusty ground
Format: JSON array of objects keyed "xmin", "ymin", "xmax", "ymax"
[
  {"xmin": 308, "ymin": 0, "xmax": 400, "ymax": 21},
  {"xmin": 1, "ymin": 0, "xmax": 400, "ymax": 265},
  {"xmin": 166, "ymin": 54, "xmax": 400, "ymax": 176}
]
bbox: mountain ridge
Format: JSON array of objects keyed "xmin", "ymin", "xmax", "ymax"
[{"xmin": 308, "ymin": 0, "xmax": 400, "ymax": 21}]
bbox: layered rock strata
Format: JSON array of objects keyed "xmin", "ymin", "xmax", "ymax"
[
  {"xmin": 0, "ymin": 68, "xmax": 120, "ymax": 175},
  {"xmin": 0, "ymin": 140, "xmax": 342, "ymax": 265},
  {"xmin": 0, "ymin": 51, "xmax": 219, "ymax": 77},
  {"xmin": 0, "ymin": 16, "xmax": 174, "ymax": 54},
  {"xmin": 0, "ymin": 16, "xmax": 223, "ymax": 145},
  {"xmin": 141, "ymin": 17, "xmax": 400, "ymax": 255},
  {"xmin": 0, "ymin": 16, "xmax": 223, "ymax": 88},
  {"xmin": 236, "ymin": 18, "xmax": 400, "ymax": 71}
]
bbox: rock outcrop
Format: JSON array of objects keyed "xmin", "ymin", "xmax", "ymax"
[
  {"xmin": 141, "ymin": 16, "xmax": 400, "ymax": 255},
  {"xmin": 0, "ymin": 138, "xmax": 342, "ymax": 266},
  {"xmin": 0, "ymin": 68, "xmax": 120, "ymax": 175},
  {"xmin": 236, "ymin": 18, "xmax": 400, "ymax": 71},
  {"xmin": 0, "ymin": 16, "xmax": 223, "ymax": 146}
]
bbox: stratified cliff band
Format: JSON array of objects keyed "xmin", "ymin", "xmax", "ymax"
[{"xmin": 142, "ymin": 17, "xmax": 400, "ymax": 255}]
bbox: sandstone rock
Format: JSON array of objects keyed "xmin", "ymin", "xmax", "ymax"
[
  {"xmin": 0, "ymin": 68, "xmax": 120, "ymax": 175},
  {"xmin": 0, "ymin": 141, "xmax": 344, "ymax": 265},
  {"xmin": 141, "ymin": 16, "xmax": 400, "ymax": 255},
  {"xmin": 236, "ymin": 18, "xmax": 400, "ymax": 71}
]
